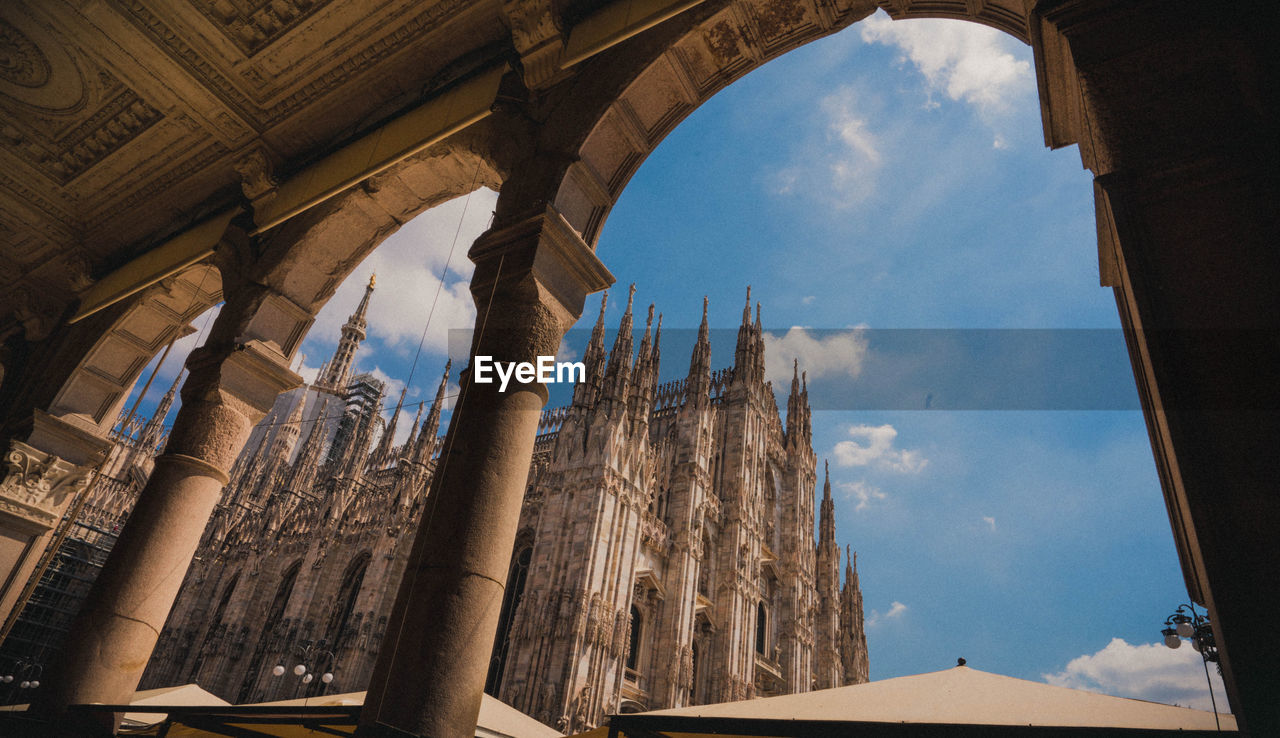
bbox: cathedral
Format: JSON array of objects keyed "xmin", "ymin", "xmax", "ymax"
[{"xmin": 139, "ymin": 278, "xmax": 869, "ymax": 733}]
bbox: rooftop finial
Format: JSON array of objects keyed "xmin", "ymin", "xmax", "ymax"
[{"xmin": 369, "ymin": 273, "xmax": 377, "ymax": 288}]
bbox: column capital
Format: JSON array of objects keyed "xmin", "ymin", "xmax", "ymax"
[
  {"xmin": 167, "ymin": 340, "xmax": 302, "ymax": 471},
  {"xmin": 469, "ymin": 204, "xmax": 614, "ymax": 320},
  {"xmin": 0, "ymin": 440, "xmax": 91, "ymax": 534},
  {"xmin": 184, "ymin": 339, "xmax": 301, "ymax": 415}
]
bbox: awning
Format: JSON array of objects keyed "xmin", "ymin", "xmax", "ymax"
[{"xmin": 573, "ymin": 665, "xmax": 1235, "ymax": 737}]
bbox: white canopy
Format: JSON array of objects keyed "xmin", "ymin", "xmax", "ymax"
[{"xmin": 578, "ymin": 665, "xmax": 1235, "ymax": 737}]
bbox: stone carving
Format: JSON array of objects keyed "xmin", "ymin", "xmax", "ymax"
[
  {"xmin": 0, "ymin": 20, "xmax": 50, "ymax": 87},
  {"xmin": 679, "ymin": 645, "xmax": 693, "ymax": 690},
  {"xmin": 233, "ymin": 146, "xmax": 279, "ymax": 205},
  {"xmin": 0, "ymin": 440, "xmax": 89, "ymax": 527},
  {"xmin": 502, "ymin": 0, "xmax": 563, "ymax": 88}
]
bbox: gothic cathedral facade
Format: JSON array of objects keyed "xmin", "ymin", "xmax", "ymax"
[{"xmin": 141, "ymin": 279, "xmax": 868, "ymax": 733}]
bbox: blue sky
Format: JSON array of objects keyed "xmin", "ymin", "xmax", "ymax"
[{"xmin": 129, "ymin": 11, "xmax": 1227, "ymax": 713}]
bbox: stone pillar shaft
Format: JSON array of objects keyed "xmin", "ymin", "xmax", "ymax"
[
  {"xmin": 360, "ymin": 206, "xmax": 611, "ymax": 737},
  {"xmin": 32, "ymin": 340, "xmax": 299, "ymax": 728}
]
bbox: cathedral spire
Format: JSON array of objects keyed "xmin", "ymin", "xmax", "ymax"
[
  {"xmin": 317, "ymin": 273, "xmax": 376, "ymax": 392},
  {"xmin": 787, "ymin": 359, "xmax": 803, "ymax": 444},
  {"xmin": 287, "ymin": 396, "xmax": 329, "ymax": 493},
  {"xmin": 820, "ymin": 460, "xmax": 836, "ymax": 547},
  {"xmin": 734, "ymin": 286, "xmax": 763, "ymax": 385},
  {"xmin": 403, "ymin": 401, "xmax": 425, "ymax": 455},
  {"xmin": 574, "ymin": 291, "xmax": 609, "ymax": 409},
  {"xmin": 372, "ymin": 386, "xmax": 407, "ymax": 468},
  {"xmin": 841, "ymin": 546, "xmax": 870, "ymax": 684},
  {"xmin": 414, "ymin": 360, "xmax": 451, "ymax": 463},
  {"xmin": 652, "ymin": 312, "xmax": 663, "ymax": 370},
  {"xmin": 138, "ymin": 370, "xmax": 182, "ymax": 453},
  {"xmin": 687, "ymin": 296, "xmax": 711, "ymax": 401},
  {"xmin": 630, "ymin": 305, "xmax": 658, "ymax": 428},
  {"xmin": 602, "ymin": 284, "xmax": 636, "ymax": 407}
]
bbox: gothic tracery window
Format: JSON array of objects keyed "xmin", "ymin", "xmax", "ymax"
[
  {"xmin": 755, "ymin": 601, "xmax": 768, "ymax": 656},
  {"xmin": 485, "ymin": 545, "xmax": 532, "ymax": 696},
  {"xmin": 327, "ymin": 552, "xmax": 371, "ymax": 651},
  {"xmin": 626, "ymin": 605, "xmax": 642, "ymax": 672},
  {"xmin": 237, "ymin": 560, "xmax": 301, "ymax": 703}
]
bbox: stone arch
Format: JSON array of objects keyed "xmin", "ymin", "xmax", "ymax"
[
  {"xmin": 46, "ymin": 264, "xmax": 222, "ymax": 435},
  {"xmin": 247, "ymin": 141, "xmax": 503, "ymax": 321},
  {"xmin": 5, "ymin": 137, "xmax": 502, "ymax": 457},
  {"xmin": 546, "ymin": 2, "xmax": 1034, "ymax": 246}
]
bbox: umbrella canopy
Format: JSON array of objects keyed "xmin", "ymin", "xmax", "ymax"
[
  {"xmin": 576, "ymin": 665, "xmax": 1234, "ymax": 738},
  {"xmin": 48, "ymin": 686, "xmax": 561, "ymax": 737}
]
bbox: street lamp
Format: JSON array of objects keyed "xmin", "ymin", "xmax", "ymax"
[
  {"xmin": 270, "ymin": 640, "xmax": 336, "ymax": 691},
  {"xmin": 3, "ymin": 660, "xmax": 41, "ymax": 689},
  {"xmin": 1160, "ymin": 603, "xmax": 1220, "ymax": 729}
]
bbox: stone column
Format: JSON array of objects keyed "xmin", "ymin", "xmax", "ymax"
[
  {"xmin": 359, "ymin": 205, "xmax": 611, "ymax": 737},
  {"xmin": 31, "ymin": 339, "xmax": 299, "ymax": 730},
  {"xmin": 0, "ymin": 411, "xmax": 111, "ymax": 630}
]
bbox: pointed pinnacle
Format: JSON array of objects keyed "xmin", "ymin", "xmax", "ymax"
[
  {"xmin": 645, "ymin": 303, "xmax": 655, "ymax": 329},
  {"xmin": 702, "ymin": 295, "xmax": 709, "ymax": 320}
]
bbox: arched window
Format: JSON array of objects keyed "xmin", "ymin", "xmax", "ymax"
[
  {"xmin": 689, "ymin": 641, "xmax": 699, "ymax": 701},
  {"xmin": 189, "ymin": 572, "xmax": 239, "ymax": 681},
  {"xmin": 626, "ymin": 605, "xmax": 642, "ymax": 672},
  {"xmin": 326, "ymin": 552, "xmax": 371, "ymax": 650},
  {"xmin": 755, "ymin": 601, "xmax": 767, "ymax": 655},
  {"xmin": 237, "ymin": 560, "xmax": 301, "ymax": 703},
  {"xmin": 485, "ymin": 546, "xmax": 532, "ymax": 696}
]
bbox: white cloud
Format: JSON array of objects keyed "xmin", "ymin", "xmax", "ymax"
[
  {"xmin": 838, "ymin": 480, "xmax": 886, "ymax": 511},
  {"xmin": 365, "ymin": 366, "xmax": 405, "ymax": 398},
  {"xmin": 867, "ymin": 601, "xmax": 908, "ymax": 628},
  {"xmin": 802, "ymin": 295, "xmax": 816, "ymax": 305},
  {"xmin": 983, "ymin": 515, "xmax": 997, "ymax": 531},
  {"xmin": 860, "ymin": 12, "xmax": 1032, "ymax": 116},
  {"xmin": 295, "ymin": 356, "xmax": 320, "ymax": 384},
  {"xmin": 1044, "ymin": 638, "xmax": 1229, "ymax": 712},
  {"xmin": 832, "ymin": 423, "xmax": 928, "ymax": 473},
  {"xmin": 762, "ymin": 326, "xmax": 868, "ymax": 388},
  {"xmin": 556, "ymin": 342, "xmax": 579, "ymax": 363},
  {"xmin": 771, "ymin": 87, "xmax": 883, "ymax": 206},
  {"xmin": 306, "ymin": 189, "xmax": 497, "ymax": 367}
]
